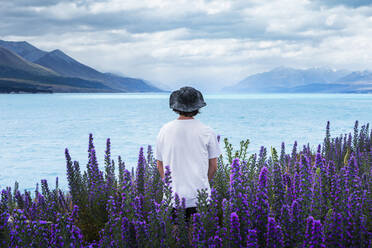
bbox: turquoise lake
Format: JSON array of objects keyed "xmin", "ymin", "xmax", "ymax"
[{"xmin": 1, "ymin": 93, "xmax": 371, "ymax": 190}]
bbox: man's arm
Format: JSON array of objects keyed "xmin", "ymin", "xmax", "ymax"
[
  {"xmin": 208, "ymin": 158, "xmax": 218, "ymax": 181},
  {"xmin": 157, "ymin": 160, "xmax": 165, "ymax": 180}
]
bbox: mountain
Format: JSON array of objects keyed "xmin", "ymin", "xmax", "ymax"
[
  {"xmin": 0, "ymin": 46, "xmax": 116, "ymax": 93},
  {"xmin": 224, "ymin": 67, "xmax": 349, "ymax": 92},
  {"xmin": 143, "ymin": 79, "xmax": 172, "ymax": 91},
  {"xmin": 34, "ymin": 49, "xmax": 162, "ymax": 92},
  {"xmin": 34, "ymin": 49, "xmax": 106, "ymax": 80},
  {"xmin": 223, "ymin": 67, "xmax": 372, "ymax": 93},
  {"xmin": 102, "ymin": 73, "xmax": 161, "ymax": 92},
  {"xmin": 336, "ymin": 70, "xmax": 372, "ymax": 84},
  {"xmin": 0, "ymin": 46, "xmax": 57, "ymax": 77},
  {"xmin": 0, "ymin": 39, "xmax": 163, "ymax": 93},
  {"xmin": 0, "ymin": 40, "xmax": 47, "ymax": 62}
]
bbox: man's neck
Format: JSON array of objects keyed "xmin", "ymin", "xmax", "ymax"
[{"xmin": 178, "ymin": 115, "xmax": 194, "ymax": 120}]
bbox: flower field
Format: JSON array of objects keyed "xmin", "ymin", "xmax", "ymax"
[{"xmin": 0, "ymin": 121, "xmax": 371, "ymax": 247}]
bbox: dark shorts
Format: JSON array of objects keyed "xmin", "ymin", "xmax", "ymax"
[{"xmin": 172, "ymin": 207, "xmax": 197, "ymax": 223}]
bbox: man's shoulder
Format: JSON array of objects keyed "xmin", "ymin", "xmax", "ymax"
[
  {"xmin": 159, "ymin": 119, "xmax": 215, "ymax": 134},
  {"xmin": 195, "ymin": 120, "xmax": 215, "ymax": 134},
  {"xmin": 159, "ymin": 120, "xmax": 177, "ymax": 132},
  {"xmin": 198, "ymin": 121, "xmax": 212, "ymax": 129}
]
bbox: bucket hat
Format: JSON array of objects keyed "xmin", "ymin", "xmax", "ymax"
[{"xmin": 169, "ymin": 86, "xmax": 206, "ymax": 112}]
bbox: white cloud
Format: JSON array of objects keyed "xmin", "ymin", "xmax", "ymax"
[
  {"xmin": 1, "ymin": 0, "xmax": 372, "ymax": 91},
  {"xmin": 84, "ymin": 0, "xmax": 232, "ymax": 16},
  {"xmin": 30, "ymin": 2, "xmax": 86, "ymax": 20}
]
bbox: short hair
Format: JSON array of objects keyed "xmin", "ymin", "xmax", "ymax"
[{"xmin": 173, "ymin": 109, "xmax": 200, "ymax": 117}]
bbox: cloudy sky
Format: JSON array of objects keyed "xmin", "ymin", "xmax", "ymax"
[{"xmin": 1, "ymin": 0, "xmax": 372, "ymax": 91}]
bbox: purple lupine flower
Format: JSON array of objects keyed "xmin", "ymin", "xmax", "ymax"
[
  {"xmin": 2, "ymin": 122, "xmax": 370, "ymax": 247},
  {"xmin": 133, "ymin": 219, "xmax": 149, "ymax": 247},
  {"xmin": 254, "ymin": 166, "xmax": 270, "ymax": 247},
  {"xmin": 290, "ymin": 199, "xmax": 304, "ymax": 244},
  {"xmin": 148, "ymin": 200, "xmax": 167, "ymax": 246},
  {"xmin": 304, "ymin": 216, "xmax": 315, "ymax": 247},
  {"xmin": 303, "ymin": 216, "xmax": 325, "ymax": 248},
  {"xmin": 324, "ymin": 210, "xmax": 343, "ymax": 247},
  {"xmin": 280, "ymin": 142, "xmax": 286, "ymax": 166},
  {"xmin": 105, "ymin": 138, "xmax": 111, "ymax": 167},
  {"xmin": 118, "ymin": 155, "xmax": 126, "ymax": 186},
  {"xmin": 293, "ymin": 171, "xmax": 302, "ymax": 198},
  {"xmin": 164, "ymin": 165, "xmax": 172, "ymax": 188},
  {"xmin": 291, "ymin": 141, "xmax": 298, "ymax": 161},
  {"xmin": 266, "ymin": 217, "xmax": 284, "ymax": 248},
  {"xmin": 272, "ymin": 162, "xmax": 284, "ymax": 218},
  {"xmin": 258, "ymin": 166, "xmax": 268, "ymax": 189},
  {"xmin": 162, "ymin": 165, "xmax": 173, "ymax": 206},
  {"xmin": 87, "ymin": 147, "xmax": 103, "ymax": 188},
  {"xmin": 240, "ymin": 192, "xmax": 252, "ymax": 236},
  {"xmin": 246, "ymin": 229, "xmax": 258, "ymax": 248},
  {"xmin": 65, "ymin": 148, "xmax": 76, "ymax": 197},
  {"xmin": 88, "ymin": 144, "xmax": 98, "ymax": 176},
  {"xmin": 258, "ymin": 146, "xmax": 267, "ymax": 170},
  {"xmin": 282, "ymin": 172, "xmax": 294, "ymax": 204},
  {"xmin": 230, "ymin": 158, "xmax": 242, "ymax": 196},
  {"xmin": 104, "ymin": 138, "xmax": 115, "ymax": 188},
  {"xmin": 230, "ymin": 212, "xmax": 241, "ymax": 246},
  {"xmin": 192, "ymin": 213, "xmax": 206, "ymax": 247},
  {"xmin": 279, "ymin": 204, "xmax": 292, "ymax": 246},
  {"xmin": 326, "ymin": 160, "xmax": 341, "ymax": 210},
  {"xmin": 342, "ymin": 133, "xmax": 347, "ymax": 154},
  {"xmin": 173, "ymin": 193, "xmax": 188, "ymax": 247},
  {"xmin": 310, "ymin": 168, "xmax": 324, "ymax": 220},
  {"xmin": 208, "ymin": 188, "xmax": 222, "ymax": 237},
  {"xmin": 211, "ymin": 234, "xmax": 223, "ymax": 248},
  {"xmin": 297, "ymin": 154, "xmax": 313, "ymax": 217},
  {"xmin": 219, "ymin": 198, "xmax": 231, "ymax": 247},
  {"xmin": 344, "ymin": 189, "xmax": 367, "ymax": 248},
  {"xmin": 230, "ymin": 158, "xmax": 243, "ymax": 213},
  {"xmin": 87, "ymin": 133, "xmax": 95, "ymax": 159},
  {"xmin": 147, "ymin": 145, "xmax": 153, "ymax": 168},
  {"xmin": 314, "ymin": 145, "xmax": 323, "ymax": 169},
  {"xmin": 135, "ymin": 147, "xmax": 146, "ymax": 195},
  {"xmin": 312, "ymin": 220, "xmax": 325, "ymax": 248}
]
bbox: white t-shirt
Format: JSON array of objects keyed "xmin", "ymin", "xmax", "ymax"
[{"xmin": 155, "ymin": 118, "xmax": 221, "ymax": 208}]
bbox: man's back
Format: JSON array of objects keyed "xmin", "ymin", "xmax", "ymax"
[{"xmin": 156, "ymin": 118, "xmax": 220, "ymax": 207}]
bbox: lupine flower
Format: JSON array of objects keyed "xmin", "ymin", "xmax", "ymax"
[
  {"xmin": 266, "ymin": 217, "xmax": 284, "ymax": 248},
  {"xmin": 246, "ymin": 229, "xmax": 258, "ymax": 248},
  {"xmin": 254, "ymin": 166, "xmax": 270, "ymax": 247},
  {"xmin": 0, "ymin": 121, "xmax": 370, "ymax": 247},
  {"xmin": 324, "ymin": 210, "xmax": 343, "ymax": 247},
  {"xmin": 192, "ymin": 213, "xmax": 206, "ymax": 247},
  {"xmin": 304, "ymin": 216, "xmax": 325, "ymax": 248},
  {"xmin": 279, "ymin": 204, "xmax": 292, "ymax": 247},
  {"xmin": 272, "ymin": 162, "xmax": 284, "ymax": 218},
  {"xmin": 135, "ymin": 147, "xmax": 146, "ymax": 195},
  {"xmin": 310, "ymin": 167, "xmax": 324, "ymax": 220},
  {"xmin": 230, "ymin": 158, "xmax": 242, "ymax": 198},
  {"xmin": 258, "ymin": 146, "xmax": 267, "ymax": 171},
  {"xmin": 230, "ymin": 212, "xmax": 241, "ymax": 246}
]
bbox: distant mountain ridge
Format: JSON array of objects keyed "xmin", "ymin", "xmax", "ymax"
[
  {"xmin": 224, "ymin": 67, "xmax": 372, "ymax": 93},
  {"xmin": 0, "ymin": 46, "xmax": 116, "ymax": 93},
  {"xmin": 2, "ymin": 39, "xmax": 371, "ymax": 94},
  {"xmin": 0, "ymin": 39, "xmax": 163, "ymax": 93},
  {"xmin": 336, "ymin": 70, "xmax": 372, "ymax": 84},
  {"xmin": 0, "ymin": 46, "xmax": 56, "ymax": 76},
  {"xmin": 35, "ymin": 49, "xmax": 105, "ymax": 79},
  {"xmin": 0, "ymin": 40, "xmax": 47, "ymax": 62}
]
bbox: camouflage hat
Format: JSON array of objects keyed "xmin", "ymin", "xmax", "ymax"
[{"xmin": 169, "ymin": 86, "xmax": 206, "ymax": 112}]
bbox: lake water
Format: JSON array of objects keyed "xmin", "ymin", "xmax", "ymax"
[{"xmin": 1, "ymin": 93, "xmax": 371, "ymax": 190}]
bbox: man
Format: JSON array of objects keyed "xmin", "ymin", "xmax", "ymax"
[{"xmin": 155, "ymin": 86, "xmax": 221, "ymax": 219}]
